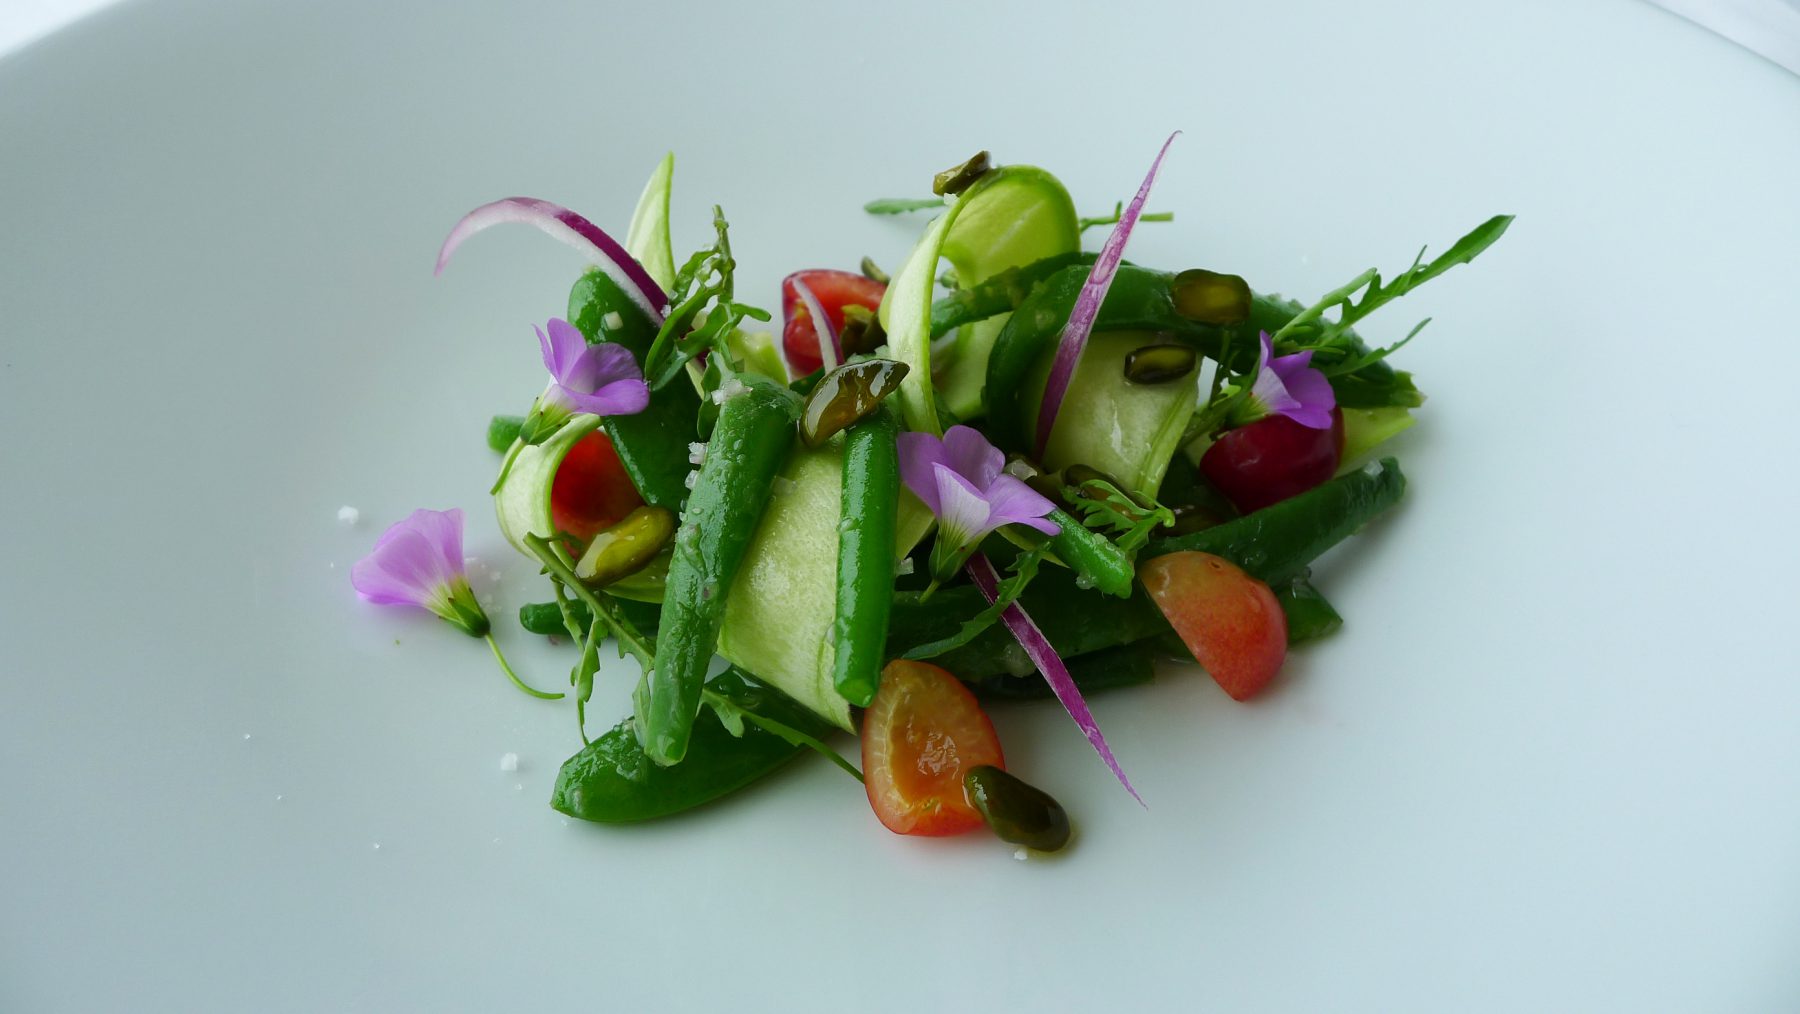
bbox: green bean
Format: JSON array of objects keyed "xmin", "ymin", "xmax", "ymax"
[
  {"xmin": 640, "ymin": 385, "xmax": 797, "ymax": 765},
  {"xmin": 831, "ymin": 407, "xmax": 899, "ymax": 707},
  {"xmin": 487, "ymin": 414, "xmax": 525, "ymax": 452},
  {"xmin": 891, "ymin": 572, "xmax": 1167, "ymax": 680},
  {"xmin": 567, "ymin": 270, "xmax": 701, "ymax": 509},
  {"xmin": 551, "ymin": 668, "xmax": 834, "ymax": 824},
  {"xmin": 1146, "ymin": 458, "xmax": 1407, "ymax": 583},
  {"xmin": 1043, "ymin": 508, "xmax": 1135, "ymax": 597},
  {"xmin": 964, "ymin": 641, "xmax": 1156, "ymax": 701},
  {"xmin": 519, "ymin": 599, "xmax": 661, "ymax": 640}
]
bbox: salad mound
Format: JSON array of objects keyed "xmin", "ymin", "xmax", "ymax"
[{"xmin": 353, "ymin": 138, "xmax": 1510, "ymax": 852}]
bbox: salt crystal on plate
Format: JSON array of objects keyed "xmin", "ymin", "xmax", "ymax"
[
  {"xmin": 336, "ymin": 506, "xmax": 360, "ymax": 525},
  {"xmin": 499, "ymin": 752, "xmax": 519, "ymax": 772}
]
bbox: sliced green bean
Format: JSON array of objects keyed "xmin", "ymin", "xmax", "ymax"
[
  {"xmin": 831, "ymin": 407, "xmax": 899, "ymax": 707},
  {"xmin": 1275, "ymin": 577, "xmax": 1343, "ymax": 644},
  {"xmin": 1044, "ymin": 508, "xmax": 1135, "ymax": 597},
  {"xmin": 640, "ymin": 385, "xmax": 797, "ymax": 765}
]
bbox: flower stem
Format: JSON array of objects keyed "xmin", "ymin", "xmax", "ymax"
[{"xmin": 484, "ymin": 634, "xmax": 565, "ymax": 700}]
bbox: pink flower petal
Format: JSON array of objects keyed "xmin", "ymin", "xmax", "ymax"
[
  {"xmin": 351, "ymin": 509, "xmax": 467, "ymax": 608},
  {"xmin": 984, "ymin": 474, "xmax": 1060, "ymax": 535},
  {"xmin": 930, "ymin": 462, "xmax": 996, "ymax": 546},
  {"xmin": 943, "ymin": 425, "xmax": 1004, "ymax": 489},
  {"xmin": 898, "ymin": 431, "xmax": 952, "ymax": 515}
]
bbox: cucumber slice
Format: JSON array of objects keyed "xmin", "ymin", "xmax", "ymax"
[
  {"xmin": 879, "ymin": 166, "xmax": 1079, "ymax": 431},
  {"xmin": 1023, "ymin": 330, "xmax": 1198, "ymax": 496},
  {"xmin": 624, "ymin": 152, "xmax": 675, "ymax": 292},
  {"xmin": 717, "ymin": 439, "xmax": 933, "ymax": 730}
]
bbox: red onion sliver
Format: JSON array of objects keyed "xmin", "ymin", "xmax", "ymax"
[
  {"xmin": 966, "ymin": 553, "xmax": 1144, "ymax": 804},
  {"xmin": 791, "ymin": 277, "xmax": 841, "ymax": 371},
  {"xmin": 436, "ymin": 197, "xmax": 668, "ymax": 323},
  {"xmin": 1033, "ymin": 132, "xmax": 1180, "ymax": 458}
]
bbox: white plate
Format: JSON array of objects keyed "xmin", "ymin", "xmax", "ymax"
[{"xmin": 4, "ymin": 2, "xmax": 1797, "ymax": 1010}]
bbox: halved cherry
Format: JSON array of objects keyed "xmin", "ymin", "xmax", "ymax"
[
  {"xmin": 862, "ymin": 659, "xmax": 1004, "ymax": 836},
  {"xmin": 780, "ymin": 269, "xmax": 886, "ymax": 377},
  {"xmin": 550, "ymin": 430, "xmax": 644, "ymax": 545},
  {"xmin": 1139, "ymin": 551, "xmax": 1286, "ymax": 701},
  {"xmin": 1200, "ymin": 407, "xmax": 1345, "ymax": 514}
]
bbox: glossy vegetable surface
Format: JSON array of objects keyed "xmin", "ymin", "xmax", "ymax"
[
  {"xmin": 862, "ymin": 660, "xmax": 1004, "ymax": 836},
  {"xmin": 550, "ymin": 430, "xmax": 646, "ymax": 543},
  {"xmin": 832, "ymin": 407, "xmax": 900, "ymax": 706},
  {"xmin": 963, "ymin": 765, "xmax": 1072, "ymax": 851},
  {"xmin": 1140, "ymin": 551, "xmax": 1287, "ymax": 700},
  {"xmin": 1200, "ymin": 408, "xmax": 1345, "ymax": 513},
  {"xmin": 551, "ymin": 669, "xmax": 831, "ymax": 824},
  {"xmin": 641, "ymin": 384, "xmax": 797, "ymax": 765}
]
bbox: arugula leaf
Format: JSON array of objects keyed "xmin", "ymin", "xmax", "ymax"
[
  {"xmin": 640, "ymin": 205, "xmax": 773, "ymax": 388},
  {"xmin": 702, "ymin": 690, "xmax": 864, "ymax": 782},
  {"xmin": 863, "ymin": 197, "xmax": 948, "ymax": 215},
  {"xmin": 900, "ymin": 547, "xmax": 1045, "ymax": 660},
  {"xmin": 1270, "ymin": 215, "xmax": 1513, "ymax": 352}
]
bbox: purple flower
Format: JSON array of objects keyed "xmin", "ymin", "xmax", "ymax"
[
  {"xmin": 536, "ymin": 317, "xmax": 650, "ymax": 418},
  {"xmin": 899, "ymin": 426, "xmax": 1059, "ymax": 585},
  {"xmin": 1239, "ymin": 331, "xmax": 1336, "ymax": 430},
  {"xmin": 351, "ymin": 508, "xmax": 489, "ymax": 637}
]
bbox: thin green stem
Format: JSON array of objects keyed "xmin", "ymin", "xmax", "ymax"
[
  {"xmin": 524, "ymin": 534, "xmax": 656, "ymax": 669},
  {"xmin": 483, "ymin": 634, "xmax": 564, "ymax": 700}
]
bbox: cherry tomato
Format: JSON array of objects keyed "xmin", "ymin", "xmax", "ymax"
[
  {"xmin": 862, "ymin": 659, "xmax": 1004, "ymax": 836},
  {"xmin": 1139, "ymin": 551, "xmax": 1286, "ymax": 701},
  {"xmin": 1200, "ymin": 407, "xmax": 1345, "ymax": 514},
  {"xmin": 550, "ymin": 430, "xmax": 644, "ymax": 545},
  {"xmin": 780, "ymin": 269, "xmax": 886, "ymax": 377}
]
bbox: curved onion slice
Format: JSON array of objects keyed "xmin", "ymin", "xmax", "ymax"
[
  {"xmin": 1033, "ymin": 132, "xmax": 1179, "ymax": 458},
  {"xmin": 790, "ymin": 277, "xmax": 841, "ymax": 372},
  {"xmin": 436, "ymin": 196, "xmax": 667, "ymax": 322},
  {"xmin": 966, "ymin": 554, "xmax": 1142, "ymax": 804}
]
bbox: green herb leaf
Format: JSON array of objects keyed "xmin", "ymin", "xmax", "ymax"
[
  {"xmin": 1270, "ymin": 215, "xmax": 1513, "ymax": 352},
  {"xmin": 1078, "ymin": 201, "xmax": 1174, "ymax": 233},
  {"xmin": 1068, "ymin": 476, "xmax": 1175, "ymax": 553},
  {"xmin": 702, "ymin": 690, "xmax": 863, "ymax": 782},
  {"xmin": 901, "ymin": 547, "xmax": 1045, "ymax": 660},
  {"xmin": 863, "ymin": 197, "xmax": 947, "ymax": 215}
]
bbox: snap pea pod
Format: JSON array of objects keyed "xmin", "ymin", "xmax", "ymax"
[
  {"xmin": 831, "ymin": 406, "xmax": 899, "ymax": 707},
  {"xmin": 641, "ymin": 384, "xmax": 797, "ymax": 766},
  {"xmin": 567, "ymin": 270, "xmax": 700, "ymax": 509},
  {"xmin": 519, "ymin": 599, "xmax": 661, "ymax": 640},
  {"xmin": 1146, "ymin": 458, "xmax": 1407, "ymax": 584},
  {"xmin": 487, "ymin": 414, "xmax": 525, "ymax": 453},
  {"xmin": 551, "ymin": 668, "xmax": 834, "ymax": 824}
]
